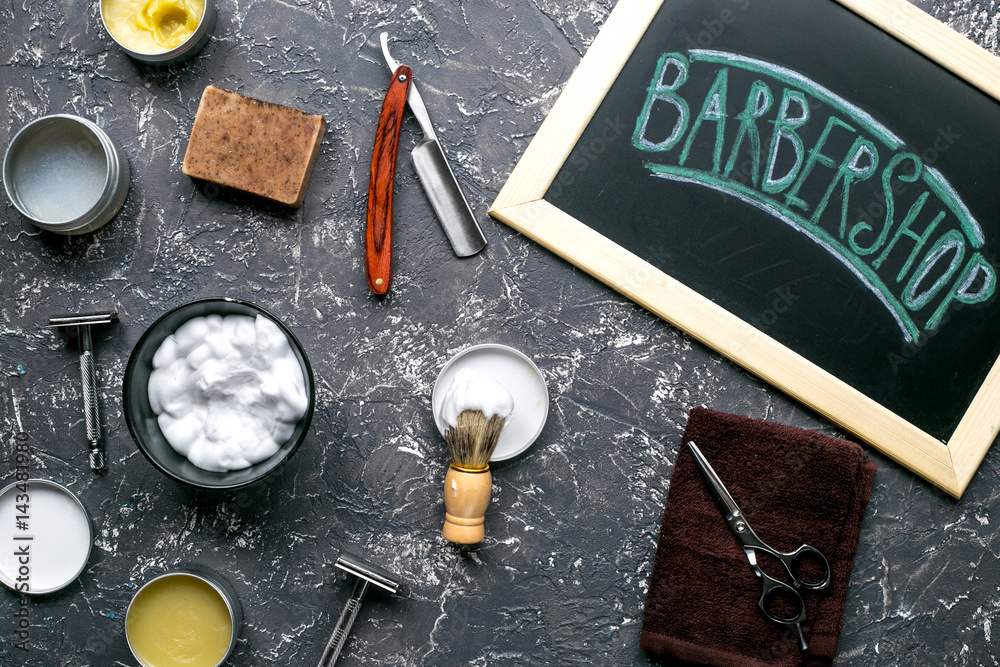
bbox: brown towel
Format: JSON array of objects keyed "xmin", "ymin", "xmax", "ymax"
[{"xmin": 641, "ymin": 407, "xmax": 877, "ymax": 666}]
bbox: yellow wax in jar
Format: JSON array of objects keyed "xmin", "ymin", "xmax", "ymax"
[
  {"xmin": 126, "ymin": 574, "xmax": 232, "ymax": 667},
  {"xmin": 102, "ymin": 0, "xmax": 205, "ymax": 54}
]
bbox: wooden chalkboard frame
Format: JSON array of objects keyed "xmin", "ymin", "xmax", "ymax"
[{"xmin": 489, "ymin": 0, "xmax": 1000, "ymax": 498}]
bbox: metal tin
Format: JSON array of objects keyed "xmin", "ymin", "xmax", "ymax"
[
  {"xmin": 126, "ymin": 567, "xmax": 242, "ymax": 667},
  {"xmin": 0, "ymin": 479, "xmax": 94, "ymax": 595},
  {"xmin": 432, "ymin": 344, "xmax": 550, "ymax": 462},
  {"xmin": 100, "ymin": 0, "xmax": 217, "ymax": 65},
  {"xmin": 2, "ymin": 115, "xmax": 130, "ymax": 235}
]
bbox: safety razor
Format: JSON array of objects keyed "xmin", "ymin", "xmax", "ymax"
[
  {"xmin": 46, "ymin": 311, "xmax": 119, "ymax": 473},
  {"xmin": 317, "ymin": 551, "xmax": 402, "ymax": 666}
]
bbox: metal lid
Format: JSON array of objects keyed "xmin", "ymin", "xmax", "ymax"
[{"xmin": 0, "ymin": 479, "xmax": 94, "ymax": 595}]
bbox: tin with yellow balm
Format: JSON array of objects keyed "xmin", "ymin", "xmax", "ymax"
[
  {"xmin": 126, "ymin": 569, "xmax": 242, "ymax": 667},
  {"xmin": 101, "ymin": 0, "xmax": 216, "ymax": 65}
]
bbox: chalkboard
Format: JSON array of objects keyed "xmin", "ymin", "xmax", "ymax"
[{"xmin": 490, "ymin": 0, "xmax": 1000, "ymax": 498}]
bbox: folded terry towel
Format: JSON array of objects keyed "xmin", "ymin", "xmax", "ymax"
[{"xmin": 641, "ymin": 407, "xmax": 877, "ymax": 666}]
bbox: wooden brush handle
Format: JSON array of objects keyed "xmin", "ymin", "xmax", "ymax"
[
  {"xmin": 365, "ymin": 65, "xmax": 412, "ymax": 295},
  {"xmin": 442, "ymin": 466, "xmax": 491, "ymax": 544}
]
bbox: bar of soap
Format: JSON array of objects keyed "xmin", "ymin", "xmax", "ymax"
[{"xmin": 181, "ymin": 85, "xmax": 326, "ymax": 208}]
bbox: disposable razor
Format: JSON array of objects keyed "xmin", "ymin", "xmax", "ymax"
[
  {"xmin": 46, "ymin": 311, "xmax": 119, "ymax": 473},
  {"xmin": 317, "ymin": 551, "xmax": 402, "ymax": 666}
]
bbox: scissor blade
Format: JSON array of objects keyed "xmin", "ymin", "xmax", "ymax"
[
  {"xmin": 379, "ymin": 33, "xmax": 438, "ymax": 142},
  {"xmin": 687, "ymin": 441, "xmax": 744, "ymax": 522}
]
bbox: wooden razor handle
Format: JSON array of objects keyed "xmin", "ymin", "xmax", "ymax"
[{"xmin": 365, "ymin": 65, "xmax": 412, "ymax": 295}]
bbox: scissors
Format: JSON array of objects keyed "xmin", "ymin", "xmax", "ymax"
[{"xmin": 687, "ymin": 441, "xmax": 831, "ymax": 651}]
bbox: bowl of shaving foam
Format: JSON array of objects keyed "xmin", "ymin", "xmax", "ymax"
[{"xmin": 124, "ymin": 297, "xmax": 315, "ymax": 489}]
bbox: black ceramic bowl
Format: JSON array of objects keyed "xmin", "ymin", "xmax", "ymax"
[{"xmin": 123, "ymin": 298, "xmax": 315, "ymax": 490}]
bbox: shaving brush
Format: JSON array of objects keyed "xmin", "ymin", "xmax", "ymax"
[{"xmin": 440, "ymin": 369, "xmax": 513, "ymax": 544}]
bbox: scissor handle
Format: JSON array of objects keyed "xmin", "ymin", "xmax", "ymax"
[
  {"xmin": 757, "ymin": 574, "xmax": 806, "ymax": 624},
  {"xmin": 779, "ymin": 544, "xmax": 831, "ymax": 591},
  {"xmin": 738, "ymin": 523, "xmax": 832, "ymax": 592},
  {"xmin": 756, "ymin": 575, "xmax": 810, "ymax": 651}
]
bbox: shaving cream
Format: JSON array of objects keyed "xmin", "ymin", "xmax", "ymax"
[
  {"xmin": 440, "ymin": 367, "xmax": 514, "ymax": 427},
  {"xmin": 147, "ymin": 314, "xmax": 308, "ymax": 472}
]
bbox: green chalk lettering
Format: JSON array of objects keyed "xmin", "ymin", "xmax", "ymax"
[
  {"xmin": 762, "ymin": 89, "xmax": 810, "ymax": 194},
  {"xmin": 633, "ymin": 53, "xmax": 690, "ymax": 152},
  {"xmin": 924, "ymin": 169, "xmax": 985, "ymax": 246},
  {"xmin": 723, "ymin": 80, "xmax": 774, "ymax": 186},
  {"xmin": 636, "ymin": 50, "xmax": 996, "ymax": 342},
  {"xmin": 823, "ymin": 137, "xmax": 880, "ymax": 235},
  {"xmin": 679, "ymin": 68, "xmax": 730, "ymax": 173},
  {"xmin": 926, "ymin": 253, "xmax": 997, "ymax": 330},
  {"xmin": 903, "ymin": 229, "xmax": 965, "ymax": 310},
  {"xmin": 852, "ymin": 152, "xmax": 923, "ymax": 257},
  {"xmin": 891, "ymin": 205, "xmax": 946, "ymax": 284},
  {"xmin": 784, "ymin": 115, "xmax": 858, "ymax": 214}
]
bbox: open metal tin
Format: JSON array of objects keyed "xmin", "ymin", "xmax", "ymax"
[
  {"xmin": 2, "ymin": 114, "xmax": 130, "ymax": 235},
  {"xmin": 0, "ymin": 479, "xmax": 94, "ymax": 595},
  {"xmin": 126, "ymin": 566, "xmax": 242, "ymax": 667},
  {"xmin": 100, "ymin": 0, "xmax": 217, "ymax": 65}
]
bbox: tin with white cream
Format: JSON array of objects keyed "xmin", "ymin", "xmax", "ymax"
[
  {"xmin": 432, "ymin": 344, "xmax": 550, "ymax": 462},
  {"xmin": 0, "ymin": 479, "xmax": 94, "ymax": 595},
  {"xmin": 2, "ymin": 115, "xmax": 130, "ymax": 235}
]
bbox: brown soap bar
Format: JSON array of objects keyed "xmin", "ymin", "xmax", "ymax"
[{"xmin": 182, "ymin": 85, "xmax": 326, "ymax": 208}]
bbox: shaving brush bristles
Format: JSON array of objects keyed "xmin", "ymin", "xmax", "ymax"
[{"xmin": 445, "ymin": 410, "xmax": 507, "ymax": 470}]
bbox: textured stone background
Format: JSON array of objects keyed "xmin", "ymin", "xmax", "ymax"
[{"xmin": 1, "ymin": 0, "xmax": 999, "ymax": 665}]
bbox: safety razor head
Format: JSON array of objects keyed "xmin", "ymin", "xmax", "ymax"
[
  {"xmin": 46, "ymin": 311, "xmax": 119, "ymax": 329},
  {"xmin": 335, "ymin": 551, "xmax": 401, "ymax": 594}
]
